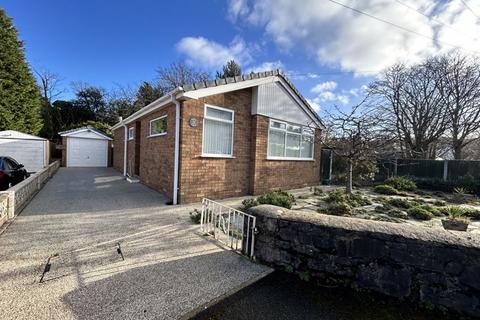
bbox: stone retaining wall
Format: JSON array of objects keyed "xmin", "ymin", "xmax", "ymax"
[
  {"xmin": 0, "ymin": 160, "xmax": 60, "ymax": 226},
  {"xmin": 249, "ymin": 205, "xmax": 480, "ymax": 317}
]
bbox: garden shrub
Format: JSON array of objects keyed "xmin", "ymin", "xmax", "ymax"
[
  {"xmin": 387, "ymin": 198, "xmax": 414, "ymax": 209},
  {"xmin": 418, "ymin": 204, "xmax": 442, "ymax": 217},
  {"xmin": 463, "ymin": 208, "xmax": 480, "ymax": 220},
  {"xmin": 189, "ymin": 209, "xmax": 202, "ymax": 224},
  {"xmin": 384, "ymin": 176, "xmax": 417, "ymax": 191},
  {"xmin": 374, "ymin": 203, "xmax": 393, "ymax": 213},
  {"xmin": 349, "ymin": 192, "xmax": 372, "ymax": 207},
  {"xmin": 433, "ymin": 200, "xmax": 447, "ymax": 207},
  {"xmin": 385, "ymin": 208, "xmax": 408, "ymax": 219},
  {"xmin": 322, "ymin": 202, "xmax": 352, "ymax": 216},
  {"xmin": 374, "ymin": 184, "xmax": 398, "ymax": 195},
  {"xmin": 439, "ymin": 206, "xmax": 480, "ymax": 220},
  {"xmin": 325, "ymin": 189, "xmax": 348, "ymax": 203},
  {"xmin": 257, "ymin": 190, "xmax": 295, "ymax": 209},
  {"xmin": 312, "ymin": 187, "xmax": 323, "ymax": 195},
  {"xmin": 407, "ymin": 207, "xmax": 433, "ymax": 220},
  {"xmin": 241, "ymin": 198, "xmax": 259, "ymax": 210}
]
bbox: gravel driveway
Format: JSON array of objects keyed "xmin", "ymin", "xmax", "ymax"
[{"xmin": 0, "ymin": 168, "xmax": 271, "ymax": 320}]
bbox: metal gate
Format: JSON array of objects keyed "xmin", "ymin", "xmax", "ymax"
[{"xmin": 200, "ymin": 198, "xmax": 256, "ymax": 258}]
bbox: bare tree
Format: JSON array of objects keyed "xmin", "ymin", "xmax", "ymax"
[
  {"xmin": 437, "ymin": 52, "xmax": 480, "ymax": 159},
  {"xmin": 156, "ymin": 61, "xmax": 209, "ymax": 92},
  {"xmin": 369, "ymin": 58, "xmax": 448, "ymax": 159},
  {"xmin": 34, "ymin": 69, "xmax": 64, "ymax": 103},
  {"xmin": 326, "ymin": 100, "xmax": 384, "ymax": 196}
]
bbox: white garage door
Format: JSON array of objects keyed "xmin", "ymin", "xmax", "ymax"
[
  {"xmin": 0, "ymin": 139, "xmax": 45, "ymax": 172},
  {"xmin": 67, "ymin": 138, "xmax": 108, "ymax": 167}
]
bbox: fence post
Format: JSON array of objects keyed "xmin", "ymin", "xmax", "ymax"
[{"xmin": 443, "ymin": 160, "xmax": 448, "ymax": 182}]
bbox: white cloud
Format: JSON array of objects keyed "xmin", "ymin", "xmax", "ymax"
[
  {"xmin": 176, "ymin": 36, "xmax": 253, "ymax": 70},
  {"xmin": 306, "ymin": 98, "xmax": 321, "ymax": 112},
  {"xmin": 245, "ymin": 60, "xmax": 284, "ymax": 73},
  {"xmin": 337, "ymin": 95, "xmax": 350, "ymax": 105},
  {"xmin": 319, "ymin": 91, "xmax": 336, "ymax": 101},
  {"xmin": 311, "ymin": 81, "xmax": 337, "ymax": 93},
  {"xmin": 229, "ymin": 0, "xmax": 480, "ymax": 74},
  {"xmin": 228, "ymin": 0, "xmax": 250, "ymax": 22}
]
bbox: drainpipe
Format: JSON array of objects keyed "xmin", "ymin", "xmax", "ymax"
[
  {"xmin": 172, "ymin": 94, "xmax": 181, "ymax": 205},
  {"xmin": 123, "ymin": 123, "xmax": 128, "ymax": 177}
]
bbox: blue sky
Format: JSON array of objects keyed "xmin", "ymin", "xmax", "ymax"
[{"xmin": 3, "ymin": 0, "xmax": 479, "ymax": 115}]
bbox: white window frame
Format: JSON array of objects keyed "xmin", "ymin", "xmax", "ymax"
[
  {"xmin": 128, "ymin": 127, "xmax": 135, "ymax": 140},
  {"xmin": 202, "ymin": 104, "xmax": 235, "ymax": 158},
  {"xmin": 267, "ymin": 119, "xmax": 315, "ymax": 161},
  {"xmin": 149, "ymin": 115, "xmax": 167, "ymax": 137}
]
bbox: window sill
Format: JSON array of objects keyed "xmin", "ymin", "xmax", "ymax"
[
  {"xmin": 200, "ymin": 154, "xmax": 236, "ymax": 159},
  {"xmin": 267, "ymin": 157, "xmax": 315, "ymax": 162},
  {"xmin": 128, "ymin": 138, "xmax": 134, "ymax": 141},
  {"xmin": 148, "ymin": 133, "xmax": 167, "ymax": 138}
]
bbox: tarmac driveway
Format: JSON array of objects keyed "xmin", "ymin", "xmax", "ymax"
[{"xmin": 0, "ymin": 168, "xmax": 271, "ymax": 320}]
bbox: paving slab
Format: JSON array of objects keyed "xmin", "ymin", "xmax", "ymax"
[{"xmin": 0, "ymin": 168, "xmax": 271, "ymax": 320}]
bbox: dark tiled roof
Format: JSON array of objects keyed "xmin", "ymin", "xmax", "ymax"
[{"xmin": 182, "ymin": 69, "xmax": 324, "ymax": 127}]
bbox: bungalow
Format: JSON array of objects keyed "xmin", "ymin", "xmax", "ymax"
[{"xmin": 112, "ymin": 69, "xmax": 325, "ymax": 204}]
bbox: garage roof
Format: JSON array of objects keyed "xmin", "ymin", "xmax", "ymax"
[
  {"xmin": 0, "ymin": 130, "xmax": 46, "ymax": 141},
  {"xmin": 59, "ymin": 126, "xmax": 112, "ymax": 140}
]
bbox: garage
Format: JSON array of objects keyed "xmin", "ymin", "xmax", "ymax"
[
  {"xmin": 0, "ymin": 130, "xmax": 48, "ymax": 172},
  {"xmin": 60, "ymin": 127, "xmax": 112, "ymax": 167}
]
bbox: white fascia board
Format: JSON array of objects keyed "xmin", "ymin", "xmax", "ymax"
[
  {"xmin": 60, "ymin": 129, "xmax": 113, "ymax": 140},
  {"xmin": 180, "ymin": 77, "xmax": 277, "ymax": 100}
]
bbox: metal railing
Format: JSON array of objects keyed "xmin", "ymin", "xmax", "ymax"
[{"xmin": 201, "ymin": 198, "xmax": 256, "ymax": 258}]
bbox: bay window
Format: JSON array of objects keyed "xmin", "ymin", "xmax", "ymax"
[
  {"xmin": 268, "ymin": 120, "xmax": 314, "ymax": 160},
  {"xmin": 202, "ymin": 105, "xmax": 234, "ymax": 157}
]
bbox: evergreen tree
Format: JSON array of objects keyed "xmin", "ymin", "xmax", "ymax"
[
  {"xmin": 133, "ymin": 82, "xmax": 163, "ymax": 111},
  {"xmin": 216, "ymin": 60, "xmax": 242, "ymax": 78},
  {"xmin": 0, "ymin": 9, "xmax": 42, "ymax": 134}
]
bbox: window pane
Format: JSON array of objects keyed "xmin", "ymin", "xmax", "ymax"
[
  {"xmin": 206, "ymin": 107, "xmax": 233, "ymax": 121},
  {"xmin": 302, "ymin": 127, "xmax": 314, "ymax": 136},
  {"xmin": 268, "ymin": 130, "xmax": 285, "ymax": 157},
  {"xmin": 286, "ymin": 133, "xmax": 301, "ymax": 157},
  {"xmin": 203, "ymin": 118, "xmax": 232, "ymax": 155},
  {"xmin": 151, "ymin": 117, "xmax": 167, "ymax": 135},
  {"xmin": 301, "ymin": 135, "xmax": 313, "ymax": 158},
  {"xmin": 287, "ymin": 124, "xmax": 301, "ymax": 133},
  {"xmin": 270, "ymin": 121, "xmax": 286, "ymax": 130}
]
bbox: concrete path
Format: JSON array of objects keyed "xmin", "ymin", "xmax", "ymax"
[{"xmin": 0, "ymin": 168, "xmax": 271, "ymax": 320}]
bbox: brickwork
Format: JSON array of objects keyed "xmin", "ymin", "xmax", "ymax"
[
  {"xmin": 179, "ymin": 89, "xmax": 253, "ymax": 203},
  {"xmin": 249, "ymin": 115, "xmax": 321, "ymax": 195},
  {"xmin": 113, "ymin": 128, "xmax": 124, "ymax": 172},
  {"xmin": 138, "ymin": 104, "xmax": 176, "ymax": 200},
  {"xmin": 112, "ymin": 89, "xmax": 322, "ymax": 204}
]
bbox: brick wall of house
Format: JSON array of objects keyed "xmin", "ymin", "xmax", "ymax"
[
  {"xmin": 126, "ymin": 124, "xmax": 136, "ymax": 176},
  {"xmin": 249, "ymin": 115, "xmax": 322, "ymax": 194},
  {"xmin": 138, "ymin": 104, "xmax": 176, "ymax": 200},
  {"xmin": 113, "ymin": 128, "xmax": 124, "ymax": 172},
  {"xmin": 179, "ymin": 89, "xmax": 253, "ymax": 203}
]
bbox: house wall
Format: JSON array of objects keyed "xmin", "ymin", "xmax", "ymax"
[
  {"xmin": 179, "ymin": 89, "xmax": 253, "ymax": 203},
  {"xmin": 250, "ymin": 115, "xmax": 322, "ymax": 195},
  {"xmin": 127, "ymin": 124, "xmax": 136, "ymax": 176},
  {"xmin": 138, "ymin": 104, "xmax": 176, "ymax": 200},
  {"xmin": 113, "ymin": 128, "xmax": 124, "ymax": 172}
]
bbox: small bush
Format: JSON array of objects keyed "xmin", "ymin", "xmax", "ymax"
[
  {"xmin": 257, "ymin": 190, "xmax": 295, "ymax": 209},
  {"xmin": 385, "ymin": 208, "xmax": 408, "ymax": 219},
  {"xmin": 349, "ymin": 192, "xmax": 372, "ymax": 207},
  {"xmin": 375, "ymin": 203, "xmax": 393, "ymax": 213},
  {"xmin": 463, "ymin": 208, "xmax": 480, "ymax": 220},
  {"xmin": 387, "ymin": 198, "xmax": 414, "ymax": 209},
  {"xmin": 407, "ymin": 207, "xmax": 433, "ymax": 220},
  {"xmin": 439, "ymin": 206, "xmax": 480, "ymax": 220},
  {"xmin": 374, "ymin": 184, "xmax": 398, "ymax": 195},
  {"xmin": 189, "ymin": 209, "xmax": 202, "ymax": 224},
  {"xmin": 433, "ymin": 200, "xmax": 447, "ymax": 207},
  {"xmin": 325, "ymin": 189, "xmax": 348, "ymax": 203},
  {"xmin": 313, "ymin": 187, "xmax": 324, "ymax": 196},
  {"xmin": 241, "ymin": 198, "xmax": 259, "ymax": 210},
  {"xmin": 322, "ymin": 202, "xmax": 352, "ymax": 216},
  {"xmin": 418, "ymin": 204, "xmax": 442, "ymax": 217},
  {"xmin": 385, "ymin": 176, "xmax": 417, "ymax": 191}
]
